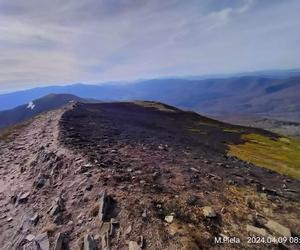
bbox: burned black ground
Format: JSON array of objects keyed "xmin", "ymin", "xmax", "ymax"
[{"xmin": 60, "ymin": 102, "xmax": 300, "ymax": 201}]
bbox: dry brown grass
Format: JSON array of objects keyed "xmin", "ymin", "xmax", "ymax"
[
  {"xmin": 168, "ymin": 222, "xmax": 211, "ymax": 249},
  {"xmin": 42, "ymin": 222, "xmax": 57, "ymax": 234},
  {"xmin": 89, "ymin": 202, "xmax": 99, "ymax": 217}
]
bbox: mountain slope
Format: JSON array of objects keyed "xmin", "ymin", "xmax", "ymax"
[
  {"xmin": 0, "ymin": 84, "xmax": 121, "ymax": 111},
  {"xmin": 1, "ymin": 76, "xmax": 300, "ymax": 123},
  {"xmin": 61, "ymin": 102, "xmax": 300, "ymax": 180},
  {"xmin": 0, "ymin": 102, "xmax": 299, "ymax": 249},
  {"xmin": 214, "ymin": 115, "xmax": 300, "ymax": 138},
  {"xmin": 0, "ymin": 94, "xmax": 87, "ymax": 129}
]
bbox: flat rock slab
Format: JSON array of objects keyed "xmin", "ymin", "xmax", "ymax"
[
  {"xmin": 265, "ymin": 220, "xmax": 291, "ymax": 237},
  {"xmin": 246, "ymin": 225, "xmax": 268, "ymax": 237},
  {"xmin": 17, "ymin": 191, "xmax": 30, "ymax": 203},
  {"xmin": 129, "ymin": 241, "xmax": 141, "ymax": 250}
]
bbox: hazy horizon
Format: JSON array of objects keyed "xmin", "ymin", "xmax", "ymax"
[
  {"xmin": 1, "ymin": 0, "xmax": 300, "ymax": 92},
  {"xmin": 0, "ymin": 67, "xmax": 299, "ymax": 95}
]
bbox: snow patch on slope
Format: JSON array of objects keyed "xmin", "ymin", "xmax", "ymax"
[{"xmin": 27, "ymin": 101, "xmax": 35, "ymax": 110}]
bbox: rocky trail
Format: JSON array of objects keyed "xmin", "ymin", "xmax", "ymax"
[{"xmin": 0, "ymin": 102, "xmax": 300, "ymax": 250}]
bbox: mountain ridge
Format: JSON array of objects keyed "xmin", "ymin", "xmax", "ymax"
[
  {"xmin": 0, "ymin": 101, "xmax": 299, "ymax": 249},
  {"xmin": 0, "ymin": 94, "xmax": 87, "ymax": 129},
  {"xmin": 1, "ymin": 75, "xmax": 299, "ymax": 123}
]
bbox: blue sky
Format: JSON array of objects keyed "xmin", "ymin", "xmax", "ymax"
[{"xmin": 0, "ymin": 0, "xmax": 299, "ymax": 91}]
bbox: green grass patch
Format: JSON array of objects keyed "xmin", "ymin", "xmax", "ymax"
[
  {"xmin": 229, "ymin": 133, "xmax": 300, "ymax": 180},
  {"xmin": 223, "ymin": 128, "xmax": 239, "ymax": 133}
]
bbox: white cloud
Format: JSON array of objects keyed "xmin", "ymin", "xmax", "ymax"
[{"xmin": 0, "ymin": 0, "xmax": 299, "ymax": 91}]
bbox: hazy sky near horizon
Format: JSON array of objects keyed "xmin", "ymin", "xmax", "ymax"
[{"xmin": 0, "ymin": 0, "xmax": 300, "ymax": 91}]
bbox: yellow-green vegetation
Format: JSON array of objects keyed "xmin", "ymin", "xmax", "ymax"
[
  {"xmin": 133, "ymin": 101, "xmax": 177, "ymax": 112},
  {"xmin": 229, "ymin": 133, "xmax": 300, "ymax": 180},
  {"xmin": 223, "ymin": 128, "xmax": 239, "ymax": 133}
]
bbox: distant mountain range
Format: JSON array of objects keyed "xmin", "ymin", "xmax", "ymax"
[
  {"xmin": 1, "ymin": 71, "xmax": 300, "ymax": 125},
  {"xmin": 0, "ymin": 94, "xmax": 86, "ymax": 129},
  {"xmin": 184, "ymin": 68, "xmax": 300, "ymax": 80}
]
